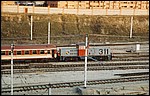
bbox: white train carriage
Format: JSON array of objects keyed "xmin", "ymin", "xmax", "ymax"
[{"xmin": 1, "ymin": 44, "xmax": 57, "ymax": 62}]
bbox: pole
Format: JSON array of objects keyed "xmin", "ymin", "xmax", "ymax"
[
  {"xmin": 92, "ymin": 2, "xmax": 93, "ymax": 15},
  {"xmin": 130, "ymin": 16, "xmax": 133, "ymax": 38},
  {"xmin": 84, "ymin": 34, "xmax": 88, "ymax": 88},
  {"xmin": 11, "ymin": 44, "xmax": 14, "ymax": 95},
  {"xmin": 48, "ymin": 22, "xmax": 50, "ymax": 44},
  {"xmin": 17, "ymin": 4, "xmax": 19, "ymax": 13},
  {"xmin": 77, "ymin": 2, "xmax": 79, "ymax": 15},
  {"xmin": 48, "ymin": 5, "xmax": 50, "ymax": 14},
  {"xmin": 31, "ymin": 16, "xmax": 33, "ymax": 40},
  {"xmin": 48, "ymin": 88, "xmax": 51, "ymax": 95},
  {"xmin": 33, "ymin": 5, "xmax": 35, "ymax": 13}
]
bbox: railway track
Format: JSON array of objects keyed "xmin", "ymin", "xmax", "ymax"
[
  {"xmin": 1, "ymin": 59, "xmax": 149, "ymax": 69},
  {"xmin": 59, "ymin": 41, "xmax": 149, "ymax": 47},
  {"xmin": 1, "ymin": 64, "xmax": 149, "ymax": 74},
  {"xmin": 112, "ymin": 57, "xmax": 149, "ymax": 61},
  {"xmin": 1, "ymin": 51, "xmax": 149, "ymax": 65},
  {"xmin": 1, "ymin": 50, "xmax": 149, "ymax": 74},
  {"xmin": 2, "ymin": 75, "xmax": 149, "ymax": 93},
  {"xmin": 1, "ymin": 57, "xmax": 149, "ymax": 66},
  {"xmin": 1, "ymin": 58, "xmax": 149, "ymax": 68},
  {"xmin": 1, "ymin": 54, "xmax": 149, "ymax": 66},
  {"xmin": 114, "ymin": 72, "xmax": 149, "ymax": 77},
  {"xmin": 112, "ymin": 54, "xmax": 149, "ymax": 58}
]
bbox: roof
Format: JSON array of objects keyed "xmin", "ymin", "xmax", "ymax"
[{"xmin": 1, "ymin": 44, "xmax": 56, "ymax": 50}]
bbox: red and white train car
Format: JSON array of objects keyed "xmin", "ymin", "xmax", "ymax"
[{"xmin": 1, "ymin": 44, "xmax": 57, "ymax": 62}]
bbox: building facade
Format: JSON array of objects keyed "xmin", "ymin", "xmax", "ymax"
[
  {"xmin": 57, "ymin": 1, "xmax": 149, "ymax": 9},
  {"xmin": 1, "ymin": 1, "xmax": 149, "ymax": 9}
]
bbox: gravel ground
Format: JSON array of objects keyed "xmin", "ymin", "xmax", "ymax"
[
  {"xmin": 2, "ymin": 80, "xmax": 149, "ymax": 95},
  {"xmin": 2, "ymin": 69, "xmax": 149, "ymax": 95}
]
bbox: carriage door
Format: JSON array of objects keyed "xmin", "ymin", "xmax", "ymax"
[
  {"xmin": 52, "ymin": 50, "xmax": 55, "ymax": 58},
  {"xmin": 52, "ymin": 49, "xmax": 57, "ymax": 58},
  {"xmin": 52, "ymin": 50, "xmax": 54, "ymax": 58}
]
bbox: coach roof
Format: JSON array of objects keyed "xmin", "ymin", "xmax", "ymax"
[{"xmin": 1, "ymin": 44, "xmax": 56, "ymax": 50}]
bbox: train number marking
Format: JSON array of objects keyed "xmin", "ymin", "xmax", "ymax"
[
  {"xmin": 99, "ymin": 49, "xmax": 108, "ymax": 55},
  {"xmin": 99, "ymin": 49, "xmax": 103, "ymax": 54}
]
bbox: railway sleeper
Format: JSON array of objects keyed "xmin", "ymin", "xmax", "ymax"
[{"xmin": 68, "ymin": 83, "xmax": 74, "ymax": 87}]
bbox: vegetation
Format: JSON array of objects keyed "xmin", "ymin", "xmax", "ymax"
[{"xmin": 1, "ymin": 13, "xmax": 149, "ymax": 45}]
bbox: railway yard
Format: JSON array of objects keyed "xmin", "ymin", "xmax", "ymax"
[{"xmin": 1, "ymin": 42, "xmax": 149, "ymax": 95}]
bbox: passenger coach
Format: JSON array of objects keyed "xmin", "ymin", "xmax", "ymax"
[{"xmin": 1, "ymin": 44, "xmax": 57, "ymax": 62}]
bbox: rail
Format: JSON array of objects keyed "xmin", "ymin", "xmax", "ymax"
[
  {"xmin": 2, "ymin": 76, "xmax": 149, "ymax": 93},
  {"xmin": 1, "ymin": 63, "xmax": 149, "ymax": 74}
]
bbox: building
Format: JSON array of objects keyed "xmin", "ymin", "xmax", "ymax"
[
  {"xmin": 48, "ymin": 1, "xmax": 149, "ymax": 9},
  {"xmin": 1, "ymin": 1, "xmax": 16, "ymax": 5},
  {"xmin": 45, "ymin": 1, "xmax": 58, "ymax": 7},
  {"xmin": 1, "ymin": 1, "xmax": 149, "ymax": 10}
]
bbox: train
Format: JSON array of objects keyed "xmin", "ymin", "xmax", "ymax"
[{"xmin": 1, "ymin": 43, "xmax": 112, "ymax": 63}]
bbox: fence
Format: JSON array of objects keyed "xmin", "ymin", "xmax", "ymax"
[{"xmin": 1, "ymin": 5, "xmax": 149, "ymax": 15}]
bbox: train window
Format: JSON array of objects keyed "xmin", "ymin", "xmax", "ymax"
[
  {"xmin": 9, "ymin": 51, "xmax": 11, "ymax": 55},
  {"xmin": 17, "ymin": 51, "xmax": 21, "ymax": 55},
  {"xmin": 1, "ymin": 51, "xmax": 5, "ymax": 55},
  {"xmin": 25, "ymin": 51, "xmax": 29, "ymax": 54},
  {"xmin": 33, "ymin": 50, "xmax": 37, "ymax": 54},
  {"xmin": 48, "ymin": 50, "xmax": 50, "ymax": 54},
  {"xmin": 40, "ymin": 50, "xmax": 44, "ymax": 54}
]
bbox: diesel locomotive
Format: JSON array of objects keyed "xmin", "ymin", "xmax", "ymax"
[{"xmin": 58, "ymin": 43, "xmax": 112, "ymax": 61}]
